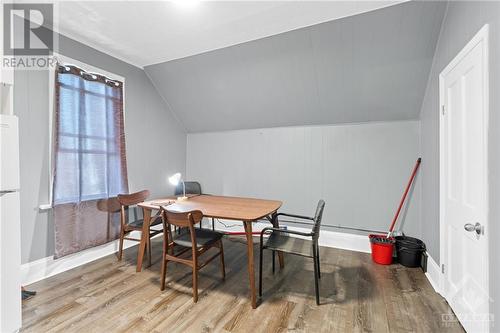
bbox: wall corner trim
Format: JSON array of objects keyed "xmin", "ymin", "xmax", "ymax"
[{"xmin": 425, "ymin": 253, "xmax": 442, "ymax": 295}]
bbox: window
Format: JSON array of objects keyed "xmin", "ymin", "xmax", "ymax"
[{"xmin": 53, "ymin": 64, "xmax": 128, "ymax": 204}]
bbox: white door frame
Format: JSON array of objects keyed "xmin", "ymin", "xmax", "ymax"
[{"xmin": 439, "ymin": 23, "xmax": 490, "ymax": 325}]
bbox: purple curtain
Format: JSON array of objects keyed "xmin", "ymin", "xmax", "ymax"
[{"xmin": 52, "ymin": 64, "xmax": 128, "ymax": 258}]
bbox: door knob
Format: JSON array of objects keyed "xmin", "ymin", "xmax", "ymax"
[{"xmin": 464, "ymin": 222, "xmax": 483, "ymax": 235}]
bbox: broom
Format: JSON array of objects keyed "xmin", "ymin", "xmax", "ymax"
[{"xmin": 386, "ymin": 157, "xmax": 421, "ymax": 237}]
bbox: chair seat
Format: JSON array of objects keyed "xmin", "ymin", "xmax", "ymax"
[
  {"xmin": 127, "ymin": 216, "xmax": 162, "ymax": 229},
  {"xmin": 264, "ymin": 232, "xmax": 314, "ymax": 257},
  {"xmin": 174, "ymin": 229, "xmax": 223, "ymax": 248}
]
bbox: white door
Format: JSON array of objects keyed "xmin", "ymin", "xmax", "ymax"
[{"xmin": 440, "ymin": 25, "xmax": 490, "ymax": 333}]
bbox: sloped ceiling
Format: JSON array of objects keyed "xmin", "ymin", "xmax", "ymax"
[
  {"xmin": 144, "ymin": 1, "xmax": 446, "ymax": 133},
  {"xmin": 52, "ymin": 1, "xmax": 405, "ymax": 67}
]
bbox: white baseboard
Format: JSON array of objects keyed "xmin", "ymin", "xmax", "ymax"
[
  {"xmin": 212, "ymin": 220, "xmax": 371, "ymax": 253},
  {"xmin": 21, "ymin": 231, "xmax": 159, "ymax": 286},
  {"xmin": 21, "ymin": 221, "xmax": 371, "ymax": 286},
  {"xmin": 316, "ymin": 228, "xmax": 371, "ymax": 253},
  {"xmin": 425, "ymin": 253, "xmax": 442, "ymax": 295}
]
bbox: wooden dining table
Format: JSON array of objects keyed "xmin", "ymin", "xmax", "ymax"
[{"xmin": 137, "ymin": 194, "xmax": 283, "ymax": 308}]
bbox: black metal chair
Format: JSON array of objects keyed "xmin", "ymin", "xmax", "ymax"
[
  {"xmin": 259, "ymin": 200, "xmax": 325, "ymax": 305},
  {"xmin": 174, "ymin": 181, "xmax": 215, "ymax": 230}
]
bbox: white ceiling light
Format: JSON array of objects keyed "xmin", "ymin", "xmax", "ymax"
[{"xmin": 171, "ymin": 0, "xmax": 200, "ymax": 10}]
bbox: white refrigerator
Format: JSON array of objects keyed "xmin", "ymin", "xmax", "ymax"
[{"xmin": 0, "ymin": 114, "xmax": 22, "ymax": 332}]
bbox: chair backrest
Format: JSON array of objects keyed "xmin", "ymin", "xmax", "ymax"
[
  {"xmin": 161, "ymin": 208, "xmax": 203, "ymax": 249},
  {"xmin": 162, "ymin": 209, "xmax": 203, "ymax": 228},
  {"xmin": 117, "ymin": 190, "xmax": 150, "ymax": 207},
  {"xmin": 312, "ymin": 200, "xmax": 326, "ymax": 242},
  {"xmin": 175, "ymin": 181, "xmax": 202, "ymax": 196},
  {"xmin": 117, "ymin": 190, "xmax": 150, "ymax": 226},
  {"xmin": 96, "ymin": 197, "xmax": 121, "ymax": 213}
]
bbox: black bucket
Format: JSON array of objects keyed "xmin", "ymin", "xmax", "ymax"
[{"xmin": 395, "ymin": 236, "xmax": 426, "ymax": 268}]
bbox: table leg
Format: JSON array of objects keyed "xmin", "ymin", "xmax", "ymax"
[
  {"xmin": 270, "ymin": 212, "xmax": 285, "ymax": 269},
  {"xmin": 243, "ymin": 221, "xmax": 257, "ymax": 309},
  {"xmin": 136, "ymin": 207, "xmax": 151, "ymax": 272}
]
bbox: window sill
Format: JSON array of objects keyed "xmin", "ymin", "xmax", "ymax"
[{"xmin": 39, "ymin": 204, "xmax": 52, "ymax": 211}]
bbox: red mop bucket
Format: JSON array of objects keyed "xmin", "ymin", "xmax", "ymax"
[
  {"xmin": 369, "ymin": 158, "xmax": 421, "ymax": 265},
  {"xmin": 370, "ymin": 234, "xmax": 395, "ymax": 265}
]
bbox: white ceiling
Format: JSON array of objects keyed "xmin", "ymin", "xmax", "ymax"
[{"xmin": 53, "ymin": 1, "xmax": 406, "ymax": 67}]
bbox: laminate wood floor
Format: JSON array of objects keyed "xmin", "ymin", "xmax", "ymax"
[{"xmin": 22, "ymin": 237, "xmax": 464, "ymax": 333}]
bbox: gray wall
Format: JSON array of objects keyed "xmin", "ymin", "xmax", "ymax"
[
  {"xmin": 187, "ymin": 121, "xmax": 421, "ymax": 237},
  {"xmin": 419, "ymin": 0, "xmax": 500, "ymax": 324},
  {"xmin": 420, "ymin": 0, "xmax": 500, "ymax": 261},
  {"xmin": 145, "ymin": 1, "xmax": 445, "ymax": 133},
  {"xmin": 15, "ymin": 33, "xmax": 186, "ymax": 264}
]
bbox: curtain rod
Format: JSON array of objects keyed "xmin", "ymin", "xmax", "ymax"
[{"xmin": 58, "ymin": 63, "xmax": 122, "ymax": 87}]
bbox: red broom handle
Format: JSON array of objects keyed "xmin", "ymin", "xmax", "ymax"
[{"xmin": 387, "ymin": 158, "xmax": 421, "ymax": 236}]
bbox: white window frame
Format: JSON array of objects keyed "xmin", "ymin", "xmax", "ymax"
[{"xmin": 42, "ymin": 53, "xmax": 126, "ymax": 209}]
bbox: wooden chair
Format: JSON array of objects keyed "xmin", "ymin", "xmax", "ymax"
[
  {"xmin": 117, "ymin": 190, "xmax": 163, "ymax": 266},
  {"xmin": 160, "ymin": 208, "xmax": 225, "ymax": 303},
  {"xmin": 259, "ymin": 200, "xmax": 326, "ymax": 305}
]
